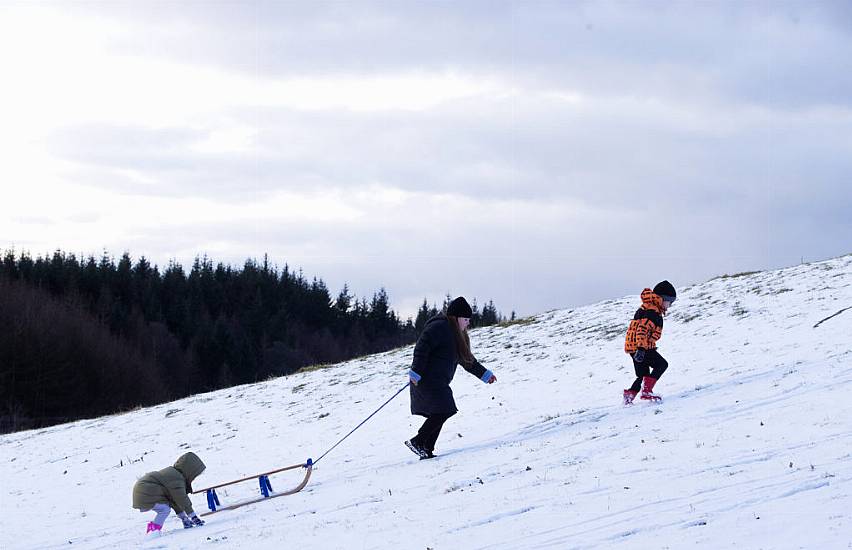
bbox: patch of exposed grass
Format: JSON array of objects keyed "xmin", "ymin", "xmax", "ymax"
[
  {"xmin": 598, "ymin": 325, "xmax": 624, "ymax": 340},
  {"xmin": 713, "ymin": 270, "xmax": 760, "ymax": 280},
  {"xmin": 732, "ymin": 302, "xmax": 749, "ymax": 317},
  {"xmin": 497, "ymin": 317, "xmax": 539, "ymax": 328},
  {"xmin": 297, "ymin": 362, "xmax": 335, "ymax": 375}
]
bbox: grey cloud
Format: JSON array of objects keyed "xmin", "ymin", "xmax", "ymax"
[
  {"xmin": 44, "ymin": 87, "xmax": 852, "ymax": 242},
  {"xmin": 45, "ymin": 124, "xmax": 283, "ymax": 199},
  {"xmin": 57, "ymin": 1, "xmax": 852, "ymax": 112},
  {"xmin": 46, "ymin": 124, "xmax": 199, "ymax": 169},
  {"xmin": 23, "ymin": 1, "xmax": 852, "ymax": 317}
]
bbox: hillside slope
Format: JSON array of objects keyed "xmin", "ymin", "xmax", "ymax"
[{"xmin": 2, "ymin": 255, "xmax": 851, "ymax": 550}]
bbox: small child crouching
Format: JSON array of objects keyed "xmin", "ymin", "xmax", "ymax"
[{"xmin": 132, "ymin": 452, "xmax": 206, "ymax": 533}]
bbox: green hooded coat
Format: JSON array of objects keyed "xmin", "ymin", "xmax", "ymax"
[{"xmin": 132, "ymin": 452, "xmax": 206, "ymax": 514}]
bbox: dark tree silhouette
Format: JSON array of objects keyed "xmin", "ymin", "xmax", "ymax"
[{"xmin": 0, "ymin": 248, "xmax": 505, "ymax": 433}]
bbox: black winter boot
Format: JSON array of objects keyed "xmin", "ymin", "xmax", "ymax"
[{"xmin": 405, "ymin": 439, "xmax": 429, "ymax": 459}]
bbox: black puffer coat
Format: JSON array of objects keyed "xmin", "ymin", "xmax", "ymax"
[{"xmin": 409, "ymin": 315, "xmax": 490, "ymax": 416}]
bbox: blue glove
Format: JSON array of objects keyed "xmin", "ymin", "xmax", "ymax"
[
  {"xmin": 633, "ymin": 348, "xmax": 646, "ymax": 363},
  {"xmin": 408, "ymin": 370, "xmax": 421, "ymax": 386},
  {"xmin": 178, "ymin": 513, "xmax": 194, "ymax": 529}
]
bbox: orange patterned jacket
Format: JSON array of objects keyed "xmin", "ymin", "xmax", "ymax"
[{"xmin": 624, "ymin": 289, "xmax": 664, "ymax": 354}]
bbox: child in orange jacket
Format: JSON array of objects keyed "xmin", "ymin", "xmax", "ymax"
[{"xmin": 623, "ymin": 281, "xmax": 676, "ymax": 404}]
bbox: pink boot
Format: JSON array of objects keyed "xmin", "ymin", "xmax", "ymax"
[
  {"xmin": 623, "ymin": 389, "xmax": 638, "ymax": 405},
  {"xmin": 640, "ymin": 376, "xmax": 662, "ymax": 402},
  {"xmin": 146, "ymin": 521, "xmax": 163, "ymax": 534}
]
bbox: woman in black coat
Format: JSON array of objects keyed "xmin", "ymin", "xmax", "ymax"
[{"xmin": 405, "ymin": 296, "xmax": 496, "ymax": 459}]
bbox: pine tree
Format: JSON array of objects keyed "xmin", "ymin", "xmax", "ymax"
[
  {"xmin": 335, "ymin": 284, "xmax": 353, "ymax": 314},
  {"xmin": 415, "ymin": 299, "xmax": 430, "ymax": 333}
]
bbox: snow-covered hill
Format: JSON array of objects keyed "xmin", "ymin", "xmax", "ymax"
[{"xmin": 2, "ymin": 255, "xmax": 851, "ymax": 550}]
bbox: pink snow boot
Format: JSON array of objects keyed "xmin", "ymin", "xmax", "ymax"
[
  {"xmin": 623, "ymin": 389, "xmax": 638, "ymax": 405},
  {"xmin": 640, "ymin": 376, "xmax": 662, "ymax": 402},
  {"xmin": 146, "ymin": 521, "xmax": 163, "ymax": 534}
]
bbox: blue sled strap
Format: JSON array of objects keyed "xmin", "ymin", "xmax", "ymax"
[
  {"xmin": 206, "ymin": 489, "xmax": 220, "ymax": 512},
  {"xmin": 259, "ymin": 475, "xmax": 273, "ymax": 497}
]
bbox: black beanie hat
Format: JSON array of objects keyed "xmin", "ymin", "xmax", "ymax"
[
  {"xmin": 652, "ymin": 280, "xmax": 677, "ymax": 301},
  {"xmin": 447, "ymin": 296, "xmax": 473, "ymax": 318}
]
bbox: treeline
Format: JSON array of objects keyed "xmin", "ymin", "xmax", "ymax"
[{"xmin": 0, "ymin": 249, "xmax": 505, "ymax": 433}]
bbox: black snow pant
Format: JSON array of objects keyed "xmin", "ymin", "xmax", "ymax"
[
  {"xmin": 629, "ymin": 349, "xmax": 668, "ymax": 392},
  {"xmin": 412, "ymin": 413, "xmax": 455, "ymax": 453}
]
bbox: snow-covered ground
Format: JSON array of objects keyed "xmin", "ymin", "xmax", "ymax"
[{"xmin": 2, "ymin": 254, "xmax": 851, "ymax": 550}]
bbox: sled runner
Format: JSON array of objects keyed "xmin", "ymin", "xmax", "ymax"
[{"xmin": 192, "ymin": 459, "xmax": 313, "ymax": 516}]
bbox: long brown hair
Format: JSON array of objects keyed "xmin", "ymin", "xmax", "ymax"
[{"xmin": 447, "ymin": 315, "xmax": 475, "ymax": 366}]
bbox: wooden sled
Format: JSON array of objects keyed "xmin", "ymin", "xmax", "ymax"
[{"xmin": 192, "ymin": 458, "xmax": 313, "ymax": 516}]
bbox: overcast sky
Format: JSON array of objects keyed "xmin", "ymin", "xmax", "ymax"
[{"xmin": 2, "ymin": 0, "xmax": 850, "ymax": 319}]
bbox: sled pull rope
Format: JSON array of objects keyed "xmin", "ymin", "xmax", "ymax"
[{"xmin": 313, "ymin": 382, "xmax": 410, "ymax": 465}]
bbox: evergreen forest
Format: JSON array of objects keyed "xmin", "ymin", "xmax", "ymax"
[{"xmin": 0, "ymin": 249, "xmax": 504, "ymax": 433}]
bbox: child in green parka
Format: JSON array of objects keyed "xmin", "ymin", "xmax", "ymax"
[{"xmin": 132, "ymin": 452, "xmax": 207, "ymax": 533}]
